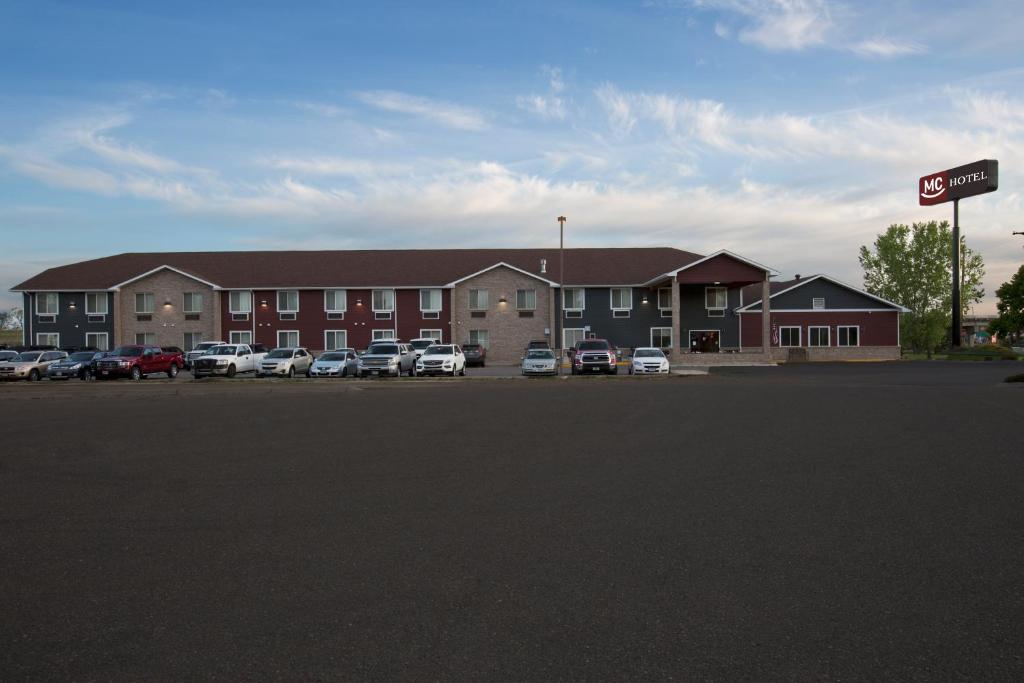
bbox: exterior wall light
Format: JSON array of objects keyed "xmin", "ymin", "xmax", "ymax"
[
  {"xmin": 498, "ymin": 296, "xmax": 508, "ymax": 304},
  {"xmin": 260, "ymin": 300, "xmax": 268, "ymax": 307},
  {"xmin": 641, "ymin": 294, "xmax": 649, "ymax": 304},
  {"xmin": 163, "ymin": 300, "xmax": 172, "ymax": 308},
  {"xmin": 68, "ymin": 301, "xmax": 77, "ymax": 310}
]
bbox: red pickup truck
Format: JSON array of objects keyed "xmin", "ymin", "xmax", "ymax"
[{"xmin": 94, "ymin": 345, "xmax": 184, "ymax": 380}]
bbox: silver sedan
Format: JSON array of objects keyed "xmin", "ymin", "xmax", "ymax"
[
  {"xmin": 521, "ymin": 349, "xmax": 558, "ymax": 376},
  {"xmin": 309, "ymin": 349, "xmax": 359, "ymax": 377}
]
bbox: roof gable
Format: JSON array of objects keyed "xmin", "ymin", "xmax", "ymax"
[{"xmin": 737, "ymin": 275, "xmax": 909, "ymax": 312}]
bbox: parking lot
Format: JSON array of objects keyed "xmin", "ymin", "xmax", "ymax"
[{"xmin": 1, "ymin": 363, "xmax": 1022, "ymax": 679}]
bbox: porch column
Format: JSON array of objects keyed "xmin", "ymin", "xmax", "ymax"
[
  {"xmin": 761, "ymin": 276, "xmax": 771, "ymax": 356},
  {"xmin": 671, "ymin": 278, "xmax": 682, "ymax": 359},
  {"xmin": 212, "ymin": 291, "xmax": 223, "ymax": 342},
  {"xmin": 548, "ymin": 287, "xmax": 556, "ymax": 351},
  {"xmin": 112, "ymin": 291, "xmax": 122, "ymax": 345}
]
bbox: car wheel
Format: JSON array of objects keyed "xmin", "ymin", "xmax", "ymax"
[
  {"xmin": 341, "ymin": 367, "xmax": 348, "ymax": 377},
  {"xmin": 168, "ymin": 364, "xmax": 178, "ymax": 379},
  {"xmin": 628, "ymin": 366, "xmax": 633, "ymax": 375},
  {"xmin": 82, "ymin": 370, "xmax": 93, "ymax": 381},
  {"xmin": 130, "ymin": 366, "xmax": 142, "ymax": 381},
  {"xmin": 27, "ymin": 369, "xmax": 40, "ymax": 381},
  {"xmin": 226, "ymin": 364, "xmax": 236, "ymax": 378},
  {"xmin": 459, "ymin": 365, "xmax": 465, "ymax": 376},
  {"xmin": 408, "ymin": 366, "xmax": 415, "ymax": 377},
  {"xmin": 287, "ymin": 366, "xmax": 295, "ymax": 379}
]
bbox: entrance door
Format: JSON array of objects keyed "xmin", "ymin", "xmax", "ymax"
[{"xmin": 688, "ymin": 330, "xmax": 720, "ymax": 353}]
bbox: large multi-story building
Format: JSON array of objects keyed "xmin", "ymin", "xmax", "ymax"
[{"xmin": 11, "ymin": 247, "xmax": 907, "ymax": 363}]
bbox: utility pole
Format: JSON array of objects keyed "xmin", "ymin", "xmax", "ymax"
[
  {"xmin": 952, "ymin": 199, "xmax": 961, "ymax": 348},
  {"xmin": 557, "ymin": 215, "xmax": 566, "ymax": 372}
]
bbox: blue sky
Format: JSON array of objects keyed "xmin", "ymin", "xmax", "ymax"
[{"xmin": 2, "ymin": 0, "xmax": 1023, "ymax": 312}]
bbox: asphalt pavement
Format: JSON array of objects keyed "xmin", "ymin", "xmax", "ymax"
[{"xmin": 1, "ymin": 362, "xmax": 1022, "ymax": 679}]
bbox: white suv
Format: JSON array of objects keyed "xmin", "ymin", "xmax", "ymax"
[
  {"xmin": 259, "ymin": 347, "xmax": 314, "ymax": 378},
  {"xmin": 416, "ymin": 344, "xmax": 467, "ymax": 377},
  {"xmin": 410, "ymin": 337, "xmax": 440, "ymax": 359}
]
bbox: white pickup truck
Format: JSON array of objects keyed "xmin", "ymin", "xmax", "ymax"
[{"xmin": 191, "ymin": 343, "xmax": 269, "ymax": 378}]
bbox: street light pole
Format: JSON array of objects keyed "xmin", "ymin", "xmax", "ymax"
[{"xmin": 557, "ymin": 215, "xmax": 566, "ymax": 371}]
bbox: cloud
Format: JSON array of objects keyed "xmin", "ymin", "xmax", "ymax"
[
  {"xmin": 353, "ymin": 90, "xmax": 488, "ymax": 130},
  {"xmin": 260, "ymin": 156, "xmax": 412, "ymax": 177},
  {"xmin": 292, "ymin": 100, "xmax": 349, "ymax": 118},
  {"xmin": 714, "ymin": 21, "xmax": 730, "ymax": 38},
  {"xmin": 691, "ymin": 0, "xmax": 834, "ymax": 51},
  {"xmin": 849, "ymin": 37, "xmax": 926, "ymax": 58},
  {"xmin": 516, "ymin": 65, "xmax": 569, "ymax": 121}
]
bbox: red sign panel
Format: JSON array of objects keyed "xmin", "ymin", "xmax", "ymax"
[{"xmin": 919, "ymin": 159, "xmax": 998, "ymax": 206}]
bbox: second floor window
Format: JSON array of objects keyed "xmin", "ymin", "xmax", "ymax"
[
  {"xmin": 277, "ymin": 290, "xmax": 299, "ymax": 313},
  {"xmin": 563, "ymin": 288, "xmax": 584, "ymax": 310},
  {"xmin": 372, "ymin": 289, "xmax": 394, "ymax": 312},
  {"xmin": 85, "ymin": 293, "xmax": 108, "ymax": 315},
  {"xmin": 657, "ymin": 288, "xmax": 672, "ymax": 309},
  {"xmin": 469, "ymin": 289, "xmax": 489, "ymax": 310},
  {"xmin": 420, "ymin": 288, "xmax": 442, "ymax": 312},
  {"xmin": 610, "ymin": 288, "xmax": 632, "ymax": 310},
  {"xmin": 324, "ymin": 289, "xmax": 347, "ymax": 312},
  {"xmin": 37, "ymin": 292, "xmax": 59, "ymax": 315},
  {"xmin": 135, "ymin": 292, "xmax": 155, "ymax": 314},
  {"xmin": 229, "ymin": 291, "xmax": 251, "ymax": 313},
  {"xmin": 516, "ymin": 289, "xmax": 536, "ymax": 310},
  {"xmin": 183, "ymin": 292, "xmax": 203, "ymax": 313},
  {"xmin": 705, "ymin": 287, "xmax": 727, "ymax": 310}
]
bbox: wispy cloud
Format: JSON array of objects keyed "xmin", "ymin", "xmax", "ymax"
[
  {"xmin": 849, "ymin": 37, "xmax": 926, "ymax": 58},
  {"xmin": 691, "ymin": 0, "xmax": 834, "ymax": 51},
  {"xmin": 291, "ymin": 100, "xmax": 349, "ymax": 118},
  {"xmin": 353, "ymin": 90, "xmax": 487, "ymax": 130}
]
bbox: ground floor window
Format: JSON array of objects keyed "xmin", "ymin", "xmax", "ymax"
[
  {"xmin": 470, "ymin": 329, "xmax": 490, "ymax": 349},
  {"xmin": 229, "ymin": 330, "xmax": 252, "ymax": 345},
  {"xmin": 135, "ymin": 333, "xmax": 156, "ymax": 345},
  {"xmin": 689, "ymin": 330, "xmax": 720, "ymax": 353},
  {"xmin": 183, "ymin": 332, "xmax": 203, "ymax": 351},
  {"xmin": 277, "ymin": 330, "xmax": 299, "ymax": 348},
  {"xmin": 372, "ymin": 329, "xmax": 395, "ymax": 341},
  {"xmin": 86, "ymin": 332, "xmax": 109, "ymax": 351},
  {"xmin": 563, "ymin": 327, "xmax": 585, "ymax": 349},
  {"xmin": 779, "ymin": 326, "xmax": 801, "ymax": 347},
  {"xmin": 419, "ymin": 329, "xmax": 443, "ymax": 342},
  {"xmin": 324, "ymin": 330, "xmax": 347, "ymax": 350},
  {"xmin": 36, "ymin": 332, "xmax": 59, "ymax": 347},
  {"xmin": 808, "ymin": 326, "xmax": 830, "ymax": 347},
  {"xmin": 837, "ymin": 326, "xmax": 860, "ymax": 347},
  {"xmin": 650, "ymin": 327, "xmax": 672, "ymax": 349}
]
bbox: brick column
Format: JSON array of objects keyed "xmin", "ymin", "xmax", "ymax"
[
  {"xmin": 671, "ymin": 279, "xmax": 682, "ymax": 359},
  {"xmin": 761, "ymin": 277, "xmax": 771, "ymax": 356}
]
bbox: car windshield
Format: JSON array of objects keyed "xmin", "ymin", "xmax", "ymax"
[
  {"xmin": 578, "ymin": 341, "xmax": 610, "ymax": 351},
  {"xmin": 411, "ymin": 340, "xmax": 435, "ymax": 350},
  {"xmin": 319, "ymin": 352, "xmax": 346, "ymax": 361},
  {"xmin": 111, "ymin": 346, "xmax": 143, "ymax": 357},
  {"xmin": 368, "ymin": 344, "xmax": 398, "ymax": 355},
  {"xmin": 14, "ymin": 352, "xmax": 42, "ymax": 362},
  {"xmin": 266, "ymin": 349, "xmax": 293, "ymax": 359},
  {"xmin": 634, "ymin": 349, "xmax": 665, "ymax": 358},
  {"xmin": 526, "ymin": 350, "xmax": 554, "ymax": 359},
  {"xmin": 463, "ymin": 344, "xmax": 480, "ymax": 351},
  {"xmin": 69, "ymin": 352, "xmax": 95, "ymax": 361},
  {"xmin": 196, "ymin": 342, "xmax": 219, "ymax": 350},
  {"xmin": 424, "ymin": 345, "xmax": 454, "ymax": 355},
  {"xmin": 207, "ymin": 346, "xmax": 235, "ymax": 355}
]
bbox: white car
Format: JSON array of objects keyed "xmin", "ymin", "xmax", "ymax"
[
  {"xmin": 191, "ymin": 343, "xmax": 268, "ymax": 378},
  {"xmin": 184, "ymin": 341, "xmax": 226, "ymax": 368},
  {"xmin": 415, "ymin": 344, "xmax": 467, "ymax": 376},
  {"xmin": 521, "ymin": 348, "xmax": 558, "ymax": 376},
  {"xmin": 259, "ymin": 347, "xmax": 314, "ymax": 378},
  {"xmin": 410, "ymin": 337, "xmax": 440, "ymax": 359},
  {"xmin": 629, "ymin": 347, "xmax": 670, "ymax": 374},
  {"xmin": 309, "ymin": 349, "xmax": 359, "ymax": 377}
]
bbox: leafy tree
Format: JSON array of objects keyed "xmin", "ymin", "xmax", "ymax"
[
  {"xmin": 859, "ymin": 221, "xmax": 985, "ymax": 356},
  {"xmin": 988, "ymin": 265, "xmax": 1024, "ymax": 344}
]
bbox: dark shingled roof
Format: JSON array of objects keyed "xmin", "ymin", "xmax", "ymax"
[
  {"xmin": 740, "ymin": 278, "xmax": 802, "ymax": 307},
  {"xmin": 12, "ymin": 248, "xmax": 705, "ymax": 291}
]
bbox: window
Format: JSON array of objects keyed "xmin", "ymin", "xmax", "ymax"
[
  {"xmin": 85, "ymin": 293, "xmax": 108, "ymax": 315},
  {"xmin": 651, "ymin": 327, "xmax": 673, "ymax": 349},
  {"xmin": 372, "ymin": 329, "xmax": 396, "ymax": 341},
  {"xmin": 562, "ymin": 328, "xmax": 585, "ymax": 349},
  {"xmin": 469, "ymin": 289, "xmax": 489, "ymax": 310},
  {"xmin": 779, "ymin": 326, "xmax": 801, "ymax": 347},
  {"xmin": 277, "ymin": 330, "xmax": 299, "ymax": 348},
  {"xmin": 372, "ymin": 289, "xmax": 395, "ymax": 312},
  {"xmin": 610, "ymin": 288, "xmax": 632, "ymax": 310},
  {"xmin": 277, "ymin": 290, "xmax": 299, "ymax": 313},
  {"xmin": 86, "ymin": 332, "xmax": 109, "ymax": 350},
  {"xmin": 36, "ymin": 332, "xmax": 59, "ymax": 346},
  {"xmin": 469, "ymin": 329, "xmax": 489, "ymax": 349},
  {"xmin": 705, "ymin": 287, "xmax": 727, "ymax": 311},
  {"xmin": 229, "ymin": 291, "xmax": 252, "ymax": 314},
  {"xmin": 420, "ymin": 288, "xmax": 442, "ymax": 312},
  {"xmin": 837, "ymin": 326, "xmax": 860, "ymax": 347},
  {"xmin": 325, "ymin": 289, "xmax": 347, "ymax": 313},
  {"xmin": 183, "ymin": 292, "xmax": 203, "ymax": 314},
  {"xmin": 324, "ymin": 330, "xmax": 347, "ymax": 350},
  {"xmin": 516, "ymin": 289, "xmax": 536, "ymax": 310},
  {"xmin": 229, "ymin": 331, "xmax": 252, "ymax": 345},
  {"xmin": 135, "ymin": 333, "xmax": 156, "ymax": 345},
  {"xmin": 563, "ymin": 288, "xmax": 584, "ymax": 311},
  {"xmin": 135, "ymin": 293, "xmax": 155, "ymax": 314},
  {"xmin": 420, "ymin": 329, "xmax": 443, "ymax": 342},
  {"xmin": 36, "ymin": 293, "xmax": 59, "ymax": 316},
  {"xmin": 812, "ymin": 297, "xmax": 826, "ymax": 310},
  {"xmin": 808, "ymin": 326, "xmax": 830, "ymax": 347},
  {"xmin": 183, "ymin": 332, "xmax": 203, "ymax": 351}
]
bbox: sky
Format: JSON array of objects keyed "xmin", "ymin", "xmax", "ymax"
[{"xmin": 2, "ymin": 0, "xmax": 1023, "ymax": 313}]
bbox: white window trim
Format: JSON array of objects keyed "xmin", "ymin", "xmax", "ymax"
[
  {"xmin": 324, "ymin": 289, "xmax": 348, "ymax": 313},
  {"xmin": 650, "ymin": 327, "xmax": 673, "ymax": 348},
  {"xmin": 324, "ymin": 329, "xmax": 347, "ymax": 350},
  {"xmin": 808, "ymin": 326, "xmax": 830, "ymax": 347},
  {"xmin": 562, "ymin": 327, "xmax": 586, "ymax": 349},
  {"xmin": 610, "ymin": 287, "xmax": 632, "ymax": 311},
  {"xmin": 85, "ymin": 332, "xmax": 109, "ymax": 351},
  {"xmin": 657, "ymin": 287, "xmax": 672, "ymax": 310},
  {"xmin": 419, "ymin": 288, "xmax": 442, "ymax": 313},
  {"xmin": 837, "ymin": 325, "xmax": 860, "ymax": 347},
  {"xmin": 372, "ymin": 289, "xmax": 395, "ymax": 313},
  {"xmin": 85, "ymin": 293, "xmax": 108, "ymax": 315},
  {"xmin": 135, "ymin": 332, "xmax": 156, "ymax": 345},
  {"xmin": 277, "ymin": 290, "xmax": 299, "ymax": 313},
  {"xmin": 515, "ymin": 288, "xmax": 537, "ymax": 311},
  {"xmin": 36, "ymin": 332, "xmax": 60, "ymax": 346},
  {"xmin": 469, "ymin": 329, "xmax": 490, "ymax": 348},
  {"xmin": 277, "ymin": 329, "xmax": 300, "ymax": 347},
  {"xmin": 229, "ymin": 330, "xmax": 252, "ymax": 344},
  {"xmin": 468, "ymin": 288, "xmax": 489, "ymax": 311},
  {"xmin": 182, "ymin": 292, "xmax": 203, "ymax": 314},
  {"xmin": 419, "ymin": 329, "xmax": 443, "ymax": 342},
  {"xmin": 563, "ymin": 287, "xmax": 585, "ymax": 311},
  {"xmin": 812, "ymin": 297, "xmax": 826, "ymax": 310},
  {"xmin": 779, "ymin": 326, "xmax": 801, "ymax": 348},
  {"xmin": 229, "ymin": 291, "xmax": 252, "ymax": 314},
  {"xmin": 372, "ymin": 329, "xmax": 396, "ymax": 341},
  {"xmin": 135, "ymin": 292, "xmax": 155, "ymax": 314},
  {"xmin": 705, "ymin": 286, "xmax": 728, "ymax": 311},
  {"xmin": 36, "ymin": 292, "xmax": 59, "ymax": 317}
]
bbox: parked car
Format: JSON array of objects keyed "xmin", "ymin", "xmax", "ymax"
[
  {"xmin": 184, "ymin": 341, "xmax": 226, "ymax": 369},
  {"xmin": 192, "ymin": 343, "xmax": 268, "ymax": 378},
  {"xmin": 628, "ymin": 347, "xmax": 670, "ymax": 374},
  {"xmin": 0, "ymin": 350, "xmax": 67, "ymax": 381},
  {"xmin": 570, "ymin": 339, "xmax": 618, "ymax": 375},
  {"xmin": 47, "ymin": 351, "xmax": 100, "ymax": 380},
  {"xmin": 259, "ymin": 347, "xmax": 314, "ymax": 378},
  {"xmin": 416, "ymin": 344, "xmax": 467, "ymax": 376},
  {"xmin": 89, "ymin": 350, "xmax": 116, "ymax": 375},
  {"xmin": 0, "ymin": 350, "xmax": 20, "ymax": 363},
  {"xmin": 521, "ymin": 348, "xmax": 558, "ymax": 376},
  {"xmin": 309, "ymin": 349, "xmax": 359, "ymax": 377},
  {"xmin": 463, "ymin": 343, "xmax": 486, "ymax": 367},
  {"xmin": 358, "ymin": 342, "xmax": 417, "ymax": 377},
  {"xmin": 94, "ymin": 345, "xmax": 184, "ymax": 380},
  {"xmin": 410, "ymin": 337, "xmax": 440, "ymax": 359},
  {"xmin": 525, "ymin": 339, "xmax": 551, "ymax": 352}
]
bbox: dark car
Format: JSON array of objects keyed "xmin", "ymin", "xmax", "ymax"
[
  {"xmin": 526, "ymin": 339, "xmax": 550, "ymax": 351},
  {"xmin": 570, "ymin": 339, "xmax": 618, "ymax": 375},
  {"xmin": 463, "ymin": 343, "xmax": 486, "ymax": 367},
  {"xmin": 47, "ymin": 351, "xmax": 100, "ymax": 380}
]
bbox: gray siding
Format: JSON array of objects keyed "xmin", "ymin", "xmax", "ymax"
[
  {"xmin": 679, "ymin": 284, "xmax": 741, "ymax": 349},
  {"xmin": 26, "ymin": 292, "xmax": 115, "ymax": 348},
  {"xmin": 748, "ymin": 278, "xmax": 899, "ymax": 311}
]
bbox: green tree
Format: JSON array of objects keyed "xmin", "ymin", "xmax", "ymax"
[
  {"xmin": 859, "ymin": 221, "xmax": 985, "ymax": 356},
  {"xmin": 988, "ymin": 265, "xmax": 1024, "ymax": 344}
]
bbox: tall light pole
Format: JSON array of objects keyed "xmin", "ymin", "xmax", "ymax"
[{"xmin": 557, "ymin": 216, "xmax": 566, "ymax": 367}]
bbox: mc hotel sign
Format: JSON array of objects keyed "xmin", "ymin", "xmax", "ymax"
[{"xmin": 918, "ymin": 159, "xmax": 998, "ymax": 347}]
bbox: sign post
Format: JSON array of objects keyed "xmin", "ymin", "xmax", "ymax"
[{"xmin": 919, "ymin": 159, "xmax": 998, "ymax": 347}]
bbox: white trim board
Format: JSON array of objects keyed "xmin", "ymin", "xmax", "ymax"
[
  {"xmin": 445, "ymin": 262, "xmax": 560, "ymax": 287},
  {"xmin": 642, "ymin": 249, "xmax": 779, "ymax": 286},
  {"xmin": 110, "ymin": 265, "xmax": 219, "ymax": 290},
  {"xmin": 734, "ymin": 274, "xmax": 910, "ymax": 313}
]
